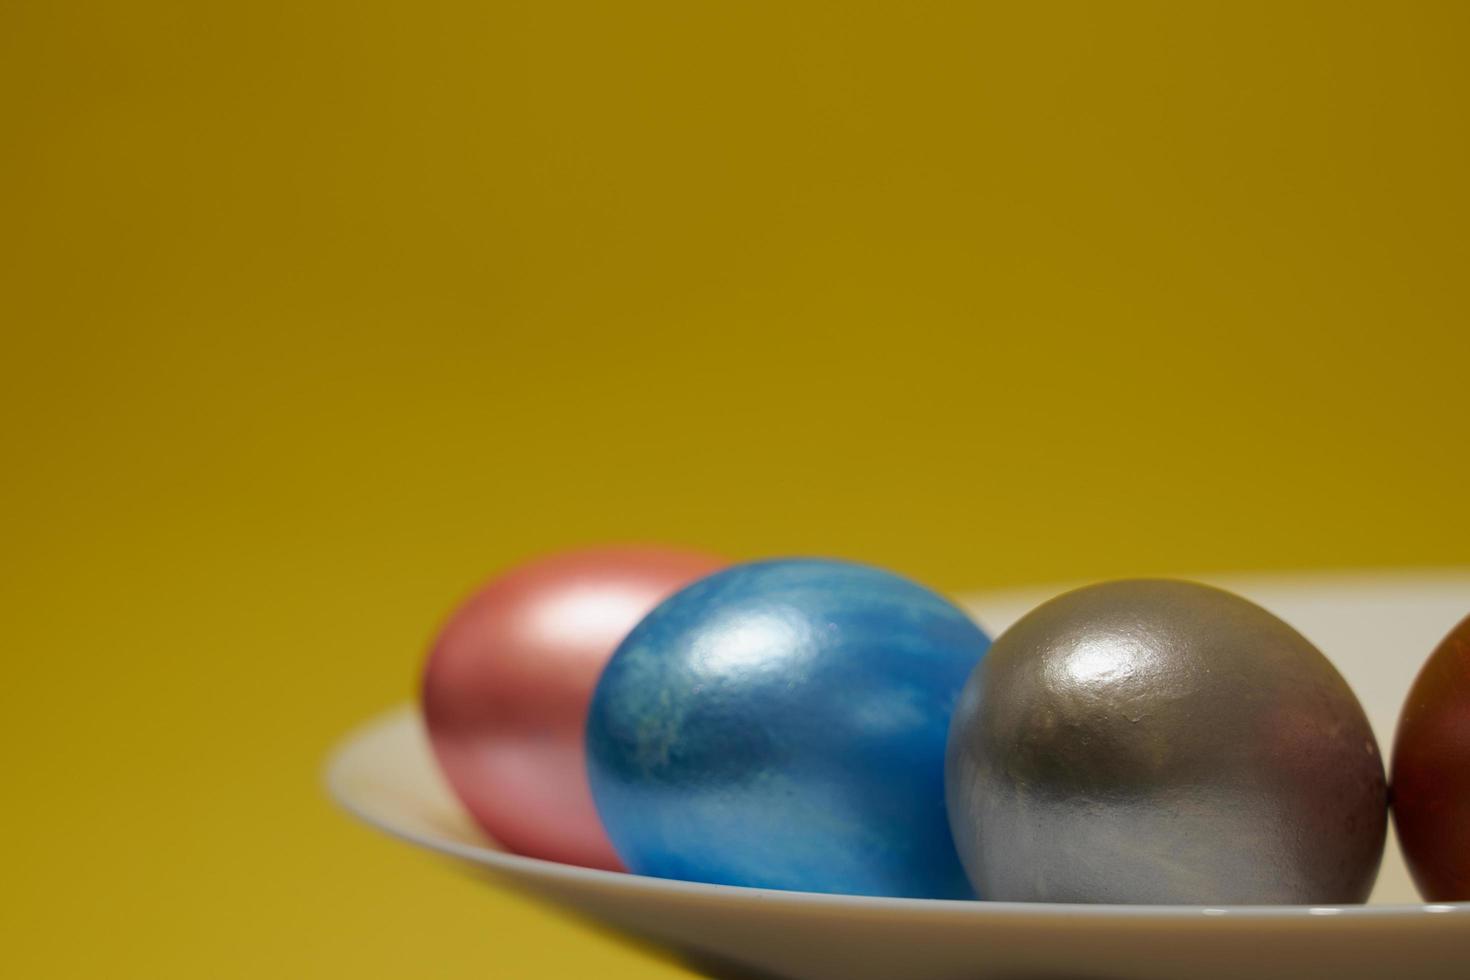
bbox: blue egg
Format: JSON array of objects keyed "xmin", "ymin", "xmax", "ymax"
[{"xmin": 585, "ymin": 558, "xmax": 989, "ymax": 898}]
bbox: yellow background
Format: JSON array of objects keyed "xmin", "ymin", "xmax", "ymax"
[{"xmin": 3, "ymin": 2, "xmax": 1468, "ymax": 976}]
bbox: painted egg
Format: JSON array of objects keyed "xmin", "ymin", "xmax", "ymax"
[
  {"xmin": 585, "ymin": 558, "xmax": 990, "ymax": 898},
  {"xmin": 946, "ymin": 579, "xmax": 1387, "ymax": 904},
  {"xmin": 421, "ymin": 546, "xmax": 724, "ymax": 870},
  {"xmin": 1391, "ymin": 613, "xmax": 1470, "ymax": 901}
]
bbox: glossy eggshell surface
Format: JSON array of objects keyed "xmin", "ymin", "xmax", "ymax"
[
  {"xmin": 421, "ymin": 547, "xmax": 724, "ymax": 870},
  {"xmin": 1392, "ymin": 613, "xmax": 1470, "ymax": 901},
  {"xmin": 585, "ymin": 558, "xmax": 991, "ymax": 898},
  {"xmin": 946, "ymin": 579, "xmax": 1388, "ymax": 905}
]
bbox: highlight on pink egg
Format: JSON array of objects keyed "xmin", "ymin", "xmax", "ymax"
[{"xmin": 421, "ymin": 546, "xmax": 725, "ymax": 870}]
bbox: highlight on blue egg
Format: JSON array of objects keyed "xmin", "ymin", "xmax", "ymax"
[{"xmin": 584, "ymin": 557, "xmax": 991, "ymax": 899}]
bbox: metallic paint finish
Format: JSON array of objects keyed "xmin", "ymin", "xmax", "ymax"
[
  {"xmin": 586, "ymin": 558, "xmax": 991, "ymax": 898},
  {"xmin": 422, "ymin": 547, "xmax": 724, "ymax": 870},
  {"xmin": 1392, "ymin": 613, "xmax": 1470, "ymax": 901},
  {"xmin": 946, "ymin": 579, "xmax": 1387, "ymax": 905}
]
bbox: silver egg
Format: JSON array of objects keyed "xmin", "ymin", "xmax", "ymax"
[{"xmin": 945, "ymin": 579, "xmax": 1387, "ymax": 905}]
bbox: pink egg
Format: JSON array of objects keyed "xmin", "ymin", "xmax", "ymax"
[{"xmin": 421, "ymin": 547, "xmax": 724, "ymax": 870}]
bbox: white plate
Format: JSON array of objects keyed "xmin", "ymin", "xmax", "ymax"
[{"xmin": 326, "ymin": 571, "xmax": 1470, "ymax": 979}]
